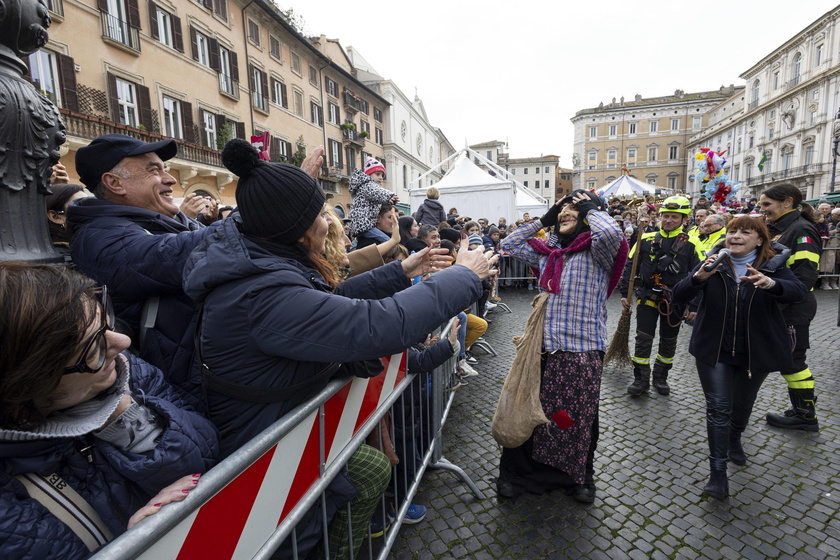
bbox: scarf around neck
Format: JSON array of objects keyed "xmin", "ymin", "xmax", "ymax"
[{"xmin": 528, "ymin": 230, "xmax": 628, "ymax": 295}]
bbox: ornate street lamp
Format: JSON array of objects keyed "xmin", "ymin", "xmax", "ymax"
[{"xmin": 829, "ymin": 107, "xmax": 840, "ymax": 194}]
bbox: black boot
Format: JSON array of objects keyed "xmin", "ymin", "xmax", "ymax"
[
  {"xmin": 766, "ymin": 388, "xmax": 819, "ymax": 432},
  {"xmin": 702, "ymin": 457, "xmax": 729, "ymax": 500},
  {"xmin": 652, "ymin": 363, "xmax": 671, "ymax": 396},
  {"xmin": 728, "ymin": 430, "xmax": 746, "ymax": 466},
  {"xmin": 627, "ymin": 365, "xmax": 650, "ymax": 396}
]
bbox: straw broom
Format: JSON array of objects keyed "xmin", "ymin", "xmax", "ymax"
[{"xmin": 604, "ymin": 224, "xmax": 645, "ymax": 365}]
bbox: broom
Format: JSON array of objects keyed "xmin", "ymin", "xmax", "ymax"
[{"xmin": 604, "ymin": 224, "xmax": 645, "ymax": 365}]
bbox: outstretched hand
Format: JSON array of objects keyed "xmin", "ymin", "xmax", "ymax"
[
  {"xmin": 455, "ymin": 248, "xmax": 499, "ymax": 281},
  {"xmin": 301, "ymin": 146, "xmax": 325, "ymax": 178},
  {"xmin": 739, "ymin": 264, "xmax": 776, "ymax": 289},
  {"xmin": 401, "ymin": 246, "xmax": 452, "ymax": 278},
  {"xmin": 127, "ymin": 473, "xmax": 201, "ymax": 529}
]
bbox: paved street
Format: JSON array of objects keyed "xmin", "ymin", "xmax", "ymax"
[{"xmin": 391, "ymin": 288, "xmax": 840, "ymax": 560}]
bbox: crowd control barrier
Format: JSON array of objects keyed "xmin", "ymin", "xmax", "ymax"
[{"xmin": 91, "ymin": 318, "xmax": 482, "ymax": 560}]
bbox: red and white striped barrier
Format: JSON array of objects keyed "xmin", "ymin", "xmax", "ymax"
[{"xmin": 134, "ymin": 353, "xmax": 406, "ymax": 560}]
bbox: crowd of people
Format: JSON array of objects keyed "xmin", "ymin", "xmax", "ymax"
[{"xmin": 0, "ymin": 132, "xmax": 830, "ymax": 559}]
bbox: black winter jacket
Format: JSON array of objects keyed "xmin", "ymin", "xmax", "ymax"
[
  {"xmin": 766, "ymin": 209, "xmax": 821, "ymax": 325},
  {"xmin": 672, "ymin": 245, "xmax": 807, "ymax": 374},
  {"xmin": 413, "ymin": 199, "xmax": 447, "ymax": 227}
]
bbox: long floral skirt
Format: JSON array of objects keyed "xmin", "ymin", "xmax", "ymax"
[{"xmin": 498, "ymin": 350, "xmax": 602, "ymax": 491}]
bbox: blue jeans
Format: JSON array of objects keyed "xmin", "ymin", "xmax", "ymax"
[
  {"xmin": 457, "ymin": 312, "xmax": 468, "ymax": 359},
  {"xmin": 695, "ymin": 360, "xmax": 770, "ymax": 462}
]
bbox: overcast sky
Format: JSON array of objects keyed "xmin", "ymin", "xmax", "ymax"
[{"xmin": 297, "ymin": 1, "xmax": 840, "ymax": 163}]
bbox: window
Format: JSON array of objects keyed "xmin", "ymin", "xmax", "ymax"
[
  {"xmin": 309, "ymin": 65, "xmax": 317, "ymax": 86},
  {"xmin": 671, "ymin": 118, "xmax": 679, "ymax": 131},
  {"xmin": 609, "ymin": 124, "xmax": 617, "ymax": 136},
  {"xmin": 328, "ymin": 102, "xmax": 340, "ymax": 124},
  {"xmin": 311, "ymin": 102, "xmax": 323, "ymax": 126},
  {"xmin": 737, "ymin": 139, "xmax": 742, "ymax": 153},
  {"xmin": 269, "ymin": 35, "xmax": 282, "ymax": 60},
  {"xmin": 588, "ymin": 151, "xmax": 596, "ymax": 169},
  {"xmin": 646, "ymin": 176, "xmax": 657, "ymax": 185},
  {"xmin": 328, "ymin": 139, "xmax": 342, "ymax": 167},
  {"xmin": 161, "ymin": 95, "xmax": 182, "ymax": 139},
  {"xmin": 692, "ymin": 116, "xmax": 701, "ymax": 129},
  {"xmin": 667, "ymin": 176, "xmax": 677, "ymax": 190},
  {"xmin": 523, "ymin": 167, "xmax": 528, "ymax": 175},
  {"xmin": 669, "ymin": 145, "xmax": 678, "ymax": 160},
  {"xmin": 293, "ymin": 89, "xmax": 304, "ymax": 117},
  {"xmin": 360, "ymin": 99, "xmax": 369, "ymax": 114},
  {"xmin": 192, "ymin": 29, "xmax": 210, "ymax": 67},
  {"xmin": 361, "ymin": 120, "xmax": 370, "ymax": 135},
  {"xmin": 751, "ymin": 80, "xmax": 760, "ymax": 107},
  {"xmin": 511, "ymin": 168, "xmax": 516, "ymax": 175},
  {"xmin": 589, "ymin": 126, "xmax": 597, "ymax": 138},
  {"xmin": 375, "ymin": 127, "xmax": 383, "ymax": 144},
  {"xmin": 114, "ymin": 77, "xmax": 138, "ymax": 127},
  {"xmin": 768, "ymin": 126, "xmax": 774, "ymax": 141},
  {"xmin": 816, "ymin": 44, "xmax": 823, "ymax": 66},
  {"xmin": 150, "ymin": 3, "xmax": 182, "ymax": 51},
  {"xmin": 486, "ymin": 151, "xmax": 492, "ymax": 160},
  {"xmin": 326, "ymin": 77, "xmax": 338, "ymax": 97},
  {"xmin": 811, "ymin": 110, "xmax": 817, "ymax": 125},
  {"xmin": 102, "ymin": 0, "xmax": 141, "ymax": 50},
  {"xmin": 27, "ymin": 50, "xmax": 62, "ymax": 106},
  {"xmin": 545, "ymin": 167, "xmax": 550, "ymax": 173},
  {"xmin": 805, "ymin": 145, "xmax": 814, "ymax": 165},
  {"xmin": 271, "ymin": 78, "xmax": 288, "ymax": 108},
  {"xmin": 535, "ymin": 167, "xmax": 539, "ymax": 173},
  {"xmin": 524, "ymin": 181, "xmax": 528, "ymax": 187},
  {"xmin": 588, "ymin": 179, "xmax": 596, "ymax": 190},
  {"xmin": 649, "ymin": 120, "xmax": 658, "ymax": 133},
  {"xmin": 773, "ymin": 71, "xmax": 780, "ymax": 89},
  {"xmin": 374, "ymin": 107, "xmax": 382, "ymax": 122},
  {"xmin": 648, "ymin": 147, "xmax": 657, "ymax": 162},
  {"xmin": 544, "ymin": 180, "xmax": 549, "ymax": 188},
  {"xmin": 748, "ymin": 135, "xmax": 754, "ymax": 148},
  {"xmin": 291, "ymin": 52, "xmax": 301, "ymax": 75},
  {"xmin": 629, "ymin": 123, "xmax": 637, "ymax": 134},
  {"xmin": 792, "ymin": 54, "xmax": 801, "ymax": 85},
  {"xmin": 627, "ymin": 148, "xmax": 636, "ymax": 161},
  {"xmin": 270, "ymin": 136, "xmax": 292, "ymax": 162},
  {"xmin": 250, "ymin": 65, "xmax": 267, "ymax": 112},
  {"xmin": 218, "ymin": 45, "xmax": 237, "ymax": 96},
  {"xmin": 247, "ymin": 19, "xmax": 260, "ymax": 46},
  {"xmin": 733, "ymin": 164, "xmax": 740, "ymax": 181},
  {"xmin": 607, "ymin": 149, "xmax": 616, "ymax": 168},
  {"xmin": 202, "ymin": 110, "xmax": 216, "ymax": 148},
  {"xmin": 813, "ymin": 89, "xmax": 819, "ymax": 100},
  {"xmin": 783, "ymin": 151, "xmax": 792, "ymax": 171}
]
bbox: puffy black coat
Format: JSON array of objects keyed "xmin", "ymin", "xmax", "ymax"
[
  {"xmin": 67, "ymin": 198, "xmax": 220, "ymax": 406},
  {"xmin": 0, "ymin": 354, "xmax": 219, "ymax": 559},
  {"xmin": 413, "ymin": 199, "xmax": 447, "ymax": 227},
  {"xmin": 766, "ymin": 209, "xmax": 821, "ymax": 325},
  {"xmin": 182, "ymin": 217, "xmax": 483, "ymax": 456},
  {"xmin": 672, "ymin": 246, "xmax": 807, "ymax": 374}
]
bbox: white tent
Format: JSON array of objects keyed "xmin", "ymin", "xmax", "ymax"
[
  {"xmin": 409, "ymin": 148, "xmax": 548, "ymax": 223},
  {"xmin": 595, "ymin": 174, "xmax": 658, "ymax": 199}
]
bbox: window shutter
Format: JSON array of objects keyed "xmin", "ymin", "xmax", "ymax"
[
  {"xmin": 96, "ymin": 0, "xmax": 108, "ymax": 11},
  {"xmin": 247, "ymin": 64, "xmax": 255, "ymax": 92},
  {"xmin": 270, "ymin": 136, "xmax": 281, "ymax": 161},
  {"xmin": 172, "ymin": 16, "xmax": 184, "ymax": 52},
  {"xmin": 107, "ymin": 72, "xmax": 119, "ymax": 123},
  {"xmin": 127, "ymin": 0, "xmax": 141, "ymax": 29},
  {"xmin": 260, "ymin": 70, "xmax": 269, "ymax": 106},
  {"xmin": 203, "ymin": 0, "xmax": 212, "ymax": 9},
  {"xmin": 189, "ymin": 27, "xmax": 198, "ymax": 61},
  {"xmin": 235, "ymin": 121, "xmax": 245, "ymax": 139},
  {"xmin": 229, "ymin": 50, "xmax": 239, "ymax": 81},
  {"xmin": 148, "ymin": 1, "xmax": 159, "ymax": 40},
  {"xmin": 285, "ymin": 141, "xmax": 293, "ymax": 159},
  {"xmin": 57, "ymin": 54, "xmax": 79, "ymax": 112},
  {"xmin": 280, "ymin": 82, "xmax": 288, "ymax": 108},
  {"xmin": 213, "ymin": 0, "xmax": 227, "ymax": 21},
  {"xmin": 208, "ymin": 38, "xmax": 220, "ymax": 71},
  {"xmin": 215, "ymin": 114, "xmax": 226, "ymax": 144},
  {"xmin": 182, "ymin": 101, "xmax": 195, "ymax": 144},
  {"xmin": 136, "ymin": 83, "xmax": 153, "ymax": 131}
]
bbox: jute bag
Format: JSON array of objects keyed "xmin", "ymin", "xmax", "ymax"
[{"xmin": 491, "ymin": 292, "xmax": 551, "ymax": 448}]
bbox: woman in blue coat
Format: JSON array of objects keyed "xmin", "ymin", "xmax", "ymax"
[
  {"xmin": 672, "ymin": 216, "xmax": 806, "ymax": 500},
  {"xmin": 183, "ymin": 139, "xmax": 497, "ymax": 559},
  {"xmin": 0, "ymin": 263, "xmax": 218, "ymax": 559}
]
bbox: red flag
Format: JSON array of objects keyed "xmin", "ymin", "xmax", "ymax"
[{"xmin": 250, "ymin": 133, "xmax": 271, "ymax": 162}]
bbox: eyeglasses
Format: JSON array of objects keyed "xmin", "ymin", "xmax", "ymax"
[{"xmin": 63, "ymin": 287, "xmax": 116, "ymax": 375}]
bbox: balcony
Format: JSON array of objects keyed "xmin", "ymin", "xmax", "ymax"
[
  {"xmin": 219, "ymin": 74, "xmax": 239, "ymax": 100},
  {"xmin": 787, "ymin": 76, "xmax": 801, "ymax": 91},
  {"xmin": 342, "ymin": 128, "xmax": 366, "ymax": 148},
  {"xmin": 744, "ymin": 163, "xmax": 825, "ymax": 187},
  {"xmin": 60, "ymin": 109, "xmax": 222, "ymax": 168},
  {"xmin": 343, "ymin": 92, "xmax": 361, "ymax": 114},
  {"xmin": 100, "ymin": 12, "xmax": 140, "ymax": 53},
  {"xmin": 47, "ymin": 0, "xmax": 64, "ymax": 17},
  {"xmin": 748, "ymin": 99, "xmax": 759, "ymax": 110}
]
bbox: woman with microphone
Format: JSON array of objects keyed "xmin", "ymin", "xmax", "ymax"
[{"xmin": 672, "ymin": 216, "xmax": 806, "ymax": 500}]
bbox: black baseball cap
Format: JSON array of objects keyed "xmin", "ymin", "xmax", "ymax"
[{"xmin": 76, "ymin": 134, "xmax": 178, "ymax": 190}]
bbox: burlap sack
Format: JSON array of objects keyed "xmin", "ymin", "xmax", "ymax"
[{"xmin": 491, "ymin": 292, "xmax": 551, "ymax": 448}]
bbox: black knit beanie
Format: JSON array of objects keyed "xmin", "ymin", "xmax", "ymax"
[{"xmin": 222, "ymin": 138, "xmax": 325, "ymax": 243}]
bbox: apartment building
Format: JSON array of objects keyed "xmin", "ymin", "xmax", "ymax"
[
  {"xmin": 34, "ymin": 0, "xmax": 388, "ymax": 209},
  {"xmin": 570, "ymin": 87, "xmax": 741, "ymax": 194},
  {"xmin": 686, "ymin": 6, "xmax": 840, "ymax": 202},
  {"xmin": 500, "ymin": 155, "xmax": 561, "ymax": 205}
]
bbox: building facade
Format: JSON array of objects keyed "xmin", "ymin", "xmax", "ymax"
[
  {"xmin": 685, "ymin": 7, "xmax": 840, "ymax": 202},
  {"xmin": 499, "ymin": 155, "xmax": 561, "ymax": 205},
  {"xmin": 570, "ymin": 88, "xmax": 741, "ymax": 195},
  {"xmin": 34, "ymin": 0, "xmax": 389, "ymax": 210}
]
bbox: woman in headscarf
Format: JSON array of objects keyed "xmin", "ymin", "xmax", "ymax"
[{"xmin": 495, "ymin": 190, "xmax": 628, "ymax": 503}]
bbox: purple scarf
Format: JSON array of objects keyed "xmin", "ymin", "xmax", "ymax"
[{"xmin": 528, "ymin": 231, "xmax": 628, "ymax": 296}]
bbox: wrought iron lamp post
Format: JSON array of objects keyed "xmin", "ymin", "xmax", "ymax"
[{"xmin": 829, "ymin": 107, "xmax": 840, "ymax": 194}]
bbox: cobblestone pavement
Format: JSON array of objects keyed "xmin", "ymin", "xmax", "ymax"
[{"xmin": 390, "ymin": 289, "xmax": 840, "ymax": 560}]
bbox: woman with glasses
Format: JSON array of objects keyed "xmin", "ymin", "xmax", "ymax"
[
  {"xmin": 0, "ymin": 263, "xmax": 218, "ymax": 559},
  {"xmin": 672, "ymin": 216, "xmax": 806, "ymax": 500}
]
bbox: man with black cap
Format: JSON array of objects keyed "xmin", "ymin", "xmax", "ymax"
[{"xmin": 66, "ymin": 133, "xmax": 325, "ymax": 405}]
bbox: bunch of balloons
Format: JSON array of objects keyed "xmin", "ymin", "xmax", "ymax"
[{"xmin": 693, "ymin": 147, "xmax": 741, "ymax": 205}]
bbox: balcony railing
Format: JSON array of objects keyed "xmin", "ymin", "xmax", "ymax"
[
  {"xmin": 60, "ymin": 109, "xmax": 222, "ymax": 168},
  {"xmin": 343, "ymin": 92, "xmax": 361, "ymax": 113},
  {"xmin": 47, "ymin": 0, "xmax": 64, "ymax": 17},
  {"xmin": 787, "ymin": 76, "xmax": 801, "ymax": 90},
  {"xmin": 744, "ymin": 163, "xmax": 824, "ymax": 186},
  {"xmin": 341, "ymin": 128, "xmax": 366, "ymax": 147},
  {"xmin": 100, "ymin": 12, "xmax": 140, "ymax": 52},
  {"xmin": 748, "ymin": 99, "xmax": 759, "ymax": 110},
  {"xmin": 219, "ymin": 74, "xmax": 239, "ymax": 99}
]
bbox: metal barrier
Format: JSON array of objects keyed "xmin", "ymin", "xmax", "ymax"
[
  {"xmin": 91, "ymin": 319, "xmax": 482, "ymax": 560},
  {"xmin": 819, "ymin": 243, "xmax": 840, "ymax": 284}
]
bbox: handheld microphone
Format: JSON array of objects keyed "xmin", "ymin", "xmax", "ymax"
[{"xmin": 703, "ymin": 248, "xmax": 731, "ymax": 272}]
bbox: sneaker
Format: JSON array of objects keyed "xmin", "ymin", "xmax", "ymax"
[
  {"xmin": 527, "ymin": 284, "xmax": 534, "ymax": 291},
  {"xmin": 367, "ymin": 513, "xmax": 390, "ymax": 538},
  {"xmin": 388, "ymin": 503, "xmax": 427, "ymax": 525},
  {"xmin": 485, "ymin": 301, "xmax": 498, "ymax": 310},
  {"xmin": 458, "ymin": 359, "xmax": 479, "ymax": 377},
  {"xmin": 465, "ymin": 352, "xmax": 478, "ymax": 365}
]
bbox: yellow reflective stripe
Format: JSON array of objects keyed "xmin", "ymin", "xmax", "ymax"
[
  {"xmin": 637, "ymin": 299, "xmax": 658, "ymax": 308},
  {"xmin": 782, "ymin": 369, "xmax": 813, "ymax": 382},
  {"xmin": 786, "ymin": 251, "xmax": 821, "ymax": 266},
  {"xmin": 788, "ymin": 379, "xmax": 815, "ymax": 389},
  {"xmin": 632, "ymin": 357, "xmax": 650, "ymax": 365},
  {"xmin": 655, "ymin": 355, "xmax": 674, "ymax": 364}
]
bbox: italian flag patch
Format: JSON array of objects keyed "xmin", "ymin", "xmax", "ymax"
[{"xmin": 797, "ymin": 236, "xmax": 813, "ymax": 244}]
